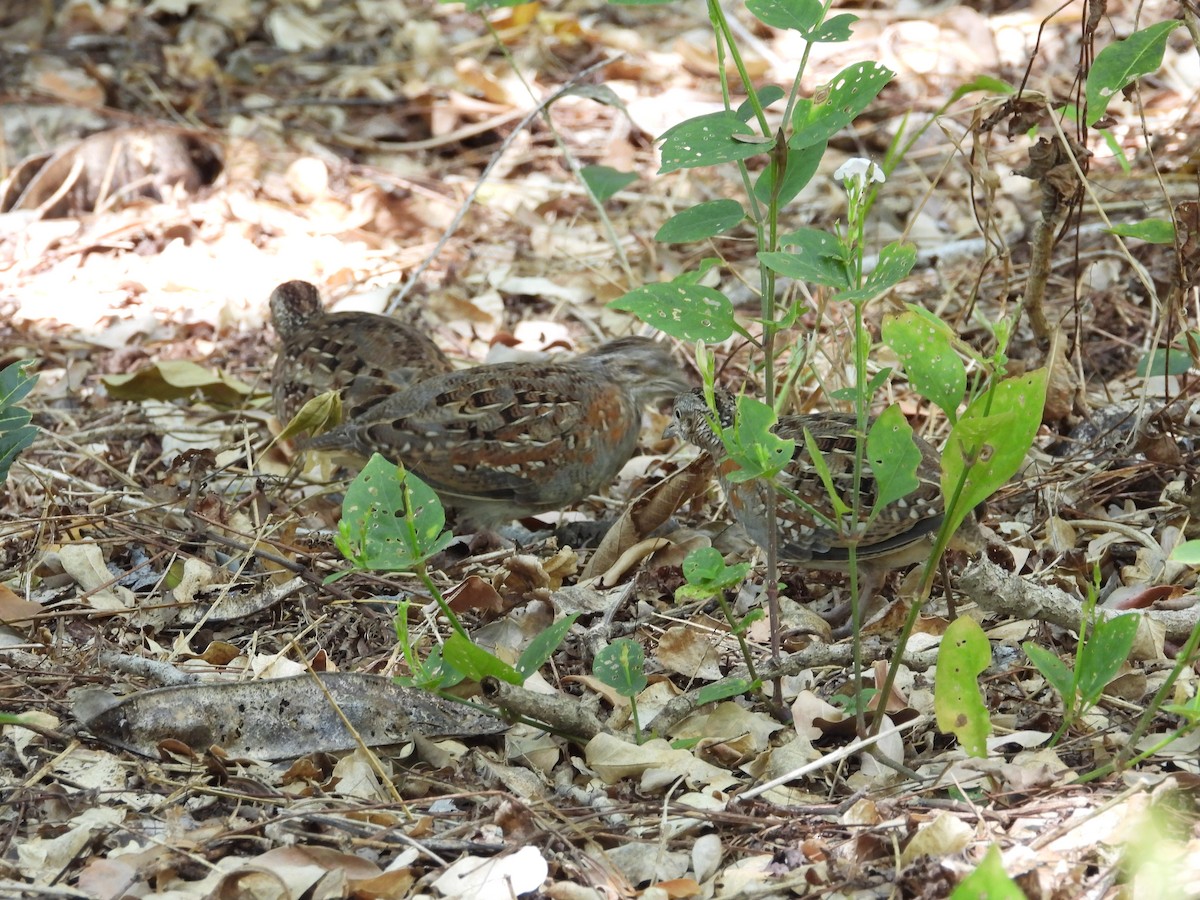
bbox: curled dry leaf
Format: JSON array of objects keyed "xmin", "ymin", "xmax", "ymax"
[
  {"xmin": 77, "ymin": 672, "xmax": 504, "ymax": 759},
  {"xmin": 581, "ymin": 455, "xmax": 715, "ymax": 581}
]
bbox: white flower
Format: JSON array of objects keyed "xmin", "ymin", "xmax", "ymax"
[{"xmin": 834, "ymin": 157, "xmax": 885, "ymax": 188}]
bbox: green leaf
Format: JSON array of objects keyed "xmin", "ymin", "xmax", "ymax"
[
  {"xmin": 942, "ymin": 369, "xmax": 1047, "ymax": 538},
  {"xmin": 723, "ymin": 395, "xmax": 794, "ymax": 483},
  {"xmin": 1023, "ymin": 642, "xmax": 1077, "ymax": 715},
  {"xmin": 1169, "ymin": 540, "xmax": 1200, "ymax": 565},
  {"xmin": 0, "ymin": 416, "xmax": 37, "ymax": 484},
  {"xmin": 753, "ymin": 139, "xmax": 826, "ymax": 206},
  {"xmin": 950, "ymin": 844, "xmax": 1027, "ymax": 900},
  {"xmin": 1136, "ymin": 346, "xmax": 1193, "ymax": 377},
  {"xmin": 745, "ymin": 0, "xmax": 856, "ymax": 41},
  {"xmin": 745, "ymin": 0, "xmax": 823, "ymax": 32},
  {"xmin": 882, "ymin": 308, "xmax": 968, "ymax": 420},
  {"xmin": 516, "ymin": 613, "xmax": 580, "ymax": 679},
  {"xmin": 694, "ymin": 678, "xmax": 758, "ymax": 706},
  {"xmin": 579, "ymin": 165, "xmax": 638, "ymax": 203},
  {"xmin": 0, "ymin": 360, "xmax": 38, "ymax": 409},
  {"xmin": 866, "ymin": 406, "xmax": 921, "ymax": 512},
  {"xmin": 443, "ymin": 633, "xmax": 523, "ymax": 685},
  {"xmin": 1085, "ymin": 20, "xmax": 1182, "ymax": 126},
  {"xmin": 833, "ymin": 242, "xmax": 917, "ymax": 303},
  {"xmin": 655, "ymin": 199, "xmax": 746, "ymax": 242},
  {"xmin": 789, "ymin": 62, "xmax": 894, "ymax": 150},
  {"xmin": 593, "ymin": 638, "xmax": 648, "ymax": 698},
  {"xmin": 1076, "ymin": 614, "xmax": 1138, "ymax": 707},
  {"xmin": 679, "ymin": 546, "xmax": 750, "ymax": 596},
  {"xmin": 658, "ymin": 112, "xmax": 761, "ymax": 174},
  {"xmin": 761, "ymin": 228, "xmax": 851, "ymax": 288},
  {"xmin": 608, "ymin": 283, "xmax": 743, "ymax": 342},
  {"xmin": 1104, "ymin": 217, "xmax": 1175, "ymax": 243},
  {"xmin": 276, "ymin": 390, "xmax": 343, "ymax": 440},
  {"xmin": 735, "ymin": 84, "xmax": 786, "ymax": 122},
  {"xmin": 948, "ymin": 75, "xmax": 1015, "ymax": 104},
  {"xmin": 934, "ymin": 616, "xmax": 992, "ymax": 757},
  {"xmin": 336, "ymin": 454, "xmax": 454, "ymax": 572}
]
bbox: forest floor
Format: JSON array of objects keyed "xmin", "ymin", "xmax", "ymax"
[{"xmin": 2, "ymin": 0, "xmax": 1200, "ymax": 897}]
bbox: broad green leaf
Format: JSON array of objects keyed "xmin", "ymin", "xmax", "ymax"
[
  {"xmin": 0, "ymin": 360, "xmax": 38, "ymax": 408},
  {"xmin": 517, "ymin": 613, "xmax": 580, "ymax": 679},
  {"xmin": 882, "ymin": 308, "xmax": 967, "ymax": 420},
  {"xmin": 658, "ymin": 112, "xmax": 761, "ymax": 174},
  {"xmin": 745, "ymin": 0, "xmax": 822, "ymax": 32},
  {"xmin": 1077, "ymin": 614, "xmax": 1139, "ymax": 706},
  {"xmin": 1023, "ymin": 642, "xmax": 1076, "ymax": 714},
  {"xmin": 762, "ymin": 228, "xmax": 851, "ymax": 288},
  {"xmin": 790, "ymin": 62, "xmax": 894, "ymax": 150},
  {"xmin": 753, "ymin": 139, "xmax": 826, "ymax": 206},
  {"xmin": 866, "ymin": 406, "xmax": 921, "ymax": 512},
  {"xmin": 942, "ymin": 369, "xmax": 1047, "ymax": 537},
  {"xmin": 680, "ymin": 546, "xmax": 750, "ymax": 593},
  {"xmin": 103, "ymin": 360, "xmax": 253, "ymax": 406},
  {"xmin": 608, "ymin": 283, "xmax": 743, "ymax": 342},
  {"xmin": 593, "ymin": 638, "xmax": 648, "ymax": 697},
  {"xmin": 579, "ymin": 165, "xmax": 638, "ymax": 202},
  {"xmin": 1104, "ymin": 217, "xmax": 1174, "ymax": 243},
  {"xmin": 950, "ymin": 845, "xmax": 1027, "ymax": 900},
  {"xmin": 745, "ymin": 0, "xmax": 855, "ymax": 41},
  {"xmin": 443, "ymin": 633, "xmax": 522, "ymax": 685},
  {"xmin": 934, "ymin": 616, "xmax": 992, "ymax": 757},
  {"xmin": 655, "ymin": 199, "xmax": 746, "ymax": 242},
  {"xmin": 723, "ymin": 394, "xmax": 794, "ymax": 482},
  {"xmin": 833, "ymin": 241, "xmax": 917, "ymax": 303},
  {"xmin": 1085, "ymin": 20, "xmax": 1182, "ymax": 126},
  {"xmin": 1136, "ymin": 346, "xmax": 1193, "ymax": 377},
  {"xmin": 1170, "ymin": 540, "xmax": 1200, "ymax": 565},
  {"xmin": 336, "ymin": 454, "xmax": 454, "ymax": 572}
]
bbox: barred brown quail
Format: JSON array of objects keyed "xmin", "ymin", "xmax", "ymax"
[
  {"xmin": 307, "ymin": 336, "xmax": 690, "ymax": 527},
  {"xmin": 270, "ymin": 280, "xmax": 453, "ymax": 424},
  {"xmin": 664, "ymin": 388, "xmax": 982, "ymax": 594}
]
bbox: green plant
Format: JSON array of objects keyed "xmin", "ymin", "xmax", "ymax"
[
  {"xmin": 604, "ymin": 0, "xmax": 1045, "ymax": 735},
  {"xmin": 0, "ymin": 360, "xmax": 39, "ymax": 484},
  {"xmin": 330, "ymin": 454, "xmax": 577, "ymax": 693},
  {"xmin": 1022, "ymin": 566, "xmax": 1139, "ymax": 746}
]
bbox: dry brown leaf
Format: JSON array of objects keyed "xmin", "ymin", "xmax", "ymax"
[{"xmin": 582, "ymin": 456, "xmax": 715, "ymax": 581}]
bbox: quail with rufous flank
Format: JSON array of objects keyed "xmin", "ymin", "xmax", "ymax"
[
  {"xmin": 307, "ymin": 336, "xmax": 690, "ymax": 528},
  {"xmin": 270, "ymin": 280, "xmax": 454, "ymax": 424},
  {"xmin": 664, "ymin": 388, "xmax": 983, "ymax": 610}
]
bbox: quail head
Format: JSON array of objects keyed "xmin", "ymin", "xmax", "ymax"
[
  {"xmin": 307, "ymin": 336, "xmax": 690, "ymax": 527},
  {"xmin": 269, "ymin": 280, "xmax": 454, "ymax": 424},
  {"xmin": 664, "ymin": 388, "xmax": 981, "ymax": 575}
]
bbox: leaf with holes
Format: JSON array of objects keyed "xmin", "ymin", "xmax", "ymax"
[
  {"xmin": 942, "ymin": 369, "xmax": 1047, "ymax": 537},
  {"xmin": 866, "ymin": 406, "xmax": 921, "ymax": 513},
  {"xmin": 882, "ymin": 307, "xmax": 967, "ymax": 421},
  {"xmin": 608, "ymin": 283, "xmax": 745, "ymax": 342},
  {"xmin": 935, "ymin": 616, "xmax": 992, "ymax": 757},
  {"xmin": 790, "ymin": 62, "xmax": 893, "ymax": 150},
  {"xmin": 834, "ymin": 242, "xmax": 917, "ymax": 304},
  {"xmin": 658, "ymin": 111, "xmax": 762, "ymax": 174}
]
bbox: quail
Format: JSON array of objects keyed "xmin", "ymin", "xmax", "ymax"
[
  {"xmin": 307, "ymin": 336, "xmax": 690, "ymax": 527},
  {"xmin": 269, "ymin": 280, "xmax": 454, "ymax": 424},
  {"xmin": 664, "ymin": 388, "xmax": 982, "ymax": 606}
]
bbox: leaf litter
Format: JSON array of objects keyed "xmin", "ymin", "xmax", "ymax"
[{"xmin": 1, "ymin": 0, "xmax": 1199, "ymax": 896}]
